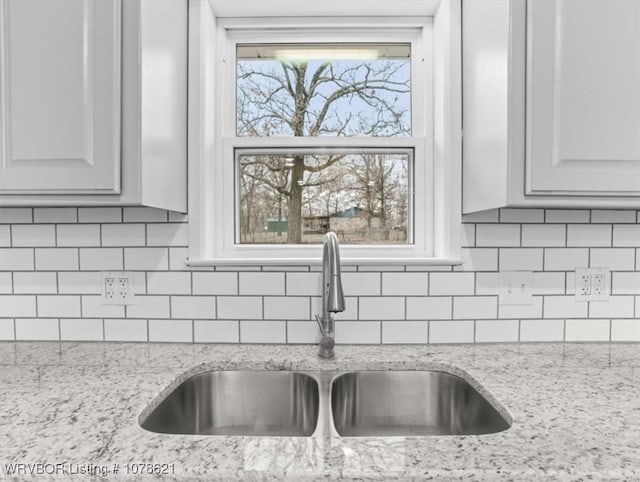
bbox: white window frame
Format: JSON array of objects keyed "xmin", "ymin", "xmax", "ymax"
[{"xmin": 188, "ymin": 1, "xmax": 462, "ymax": 266}]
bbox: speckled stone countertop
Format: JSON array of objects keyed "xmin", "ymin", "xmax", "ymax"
[{"xmin": 1, "ymin": 342, "xmax": 639, "ymax": 481}]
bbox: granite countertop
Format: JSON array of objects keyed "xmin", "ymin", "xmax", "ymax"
[{"xmin": 1, "ymin": 341, "xmax": 639, "ymax": 481}]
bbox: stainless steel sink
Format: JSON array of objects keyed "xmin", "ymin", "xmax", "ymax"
[
  {"xmin": 140, "ymin": 371, "xmax": 319, "ymax": 436},
  {"xmin": 331, "ymin": 370, "xmax": 510, "ymax": 436},
  {"xmin": 140, "ymin": 369, "xmax": 510, "ymax": 437}
]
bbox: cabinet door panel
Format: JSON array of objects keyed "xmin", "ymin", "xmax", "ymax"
[
  {"xmin": 527, "ymin": 0, "xmax": 640, "ymax": 196},
  {"xmin": 0, "ymin": 0, "xmax": 121, "ymax": 194}
]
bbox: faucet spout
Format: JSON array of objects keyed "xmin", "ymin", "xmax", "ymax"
[{"xmin": 316, "ymin": 231, "xmax": 345, "ymax": 359}]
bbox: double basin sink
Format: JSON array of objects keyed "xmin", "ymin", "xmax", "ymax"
[{"xmin": 140, "ymin": 369, "xmax": 510, "ymax": 437}]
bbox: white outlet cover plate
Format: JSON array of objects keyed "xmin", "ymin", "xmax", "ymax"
[
  {"xmin": 102, "ymin": 272, "xmax": 135, "ymax": 305},
  {"xmin": 499, "ymin": 271, "xmax": 533, "ymax": 305},
  {"xmin": 574, "ymin": 268, "xmax": 610, "ymax": 302}
]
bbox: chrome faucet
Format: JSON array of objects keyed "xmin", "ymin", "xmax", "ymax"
[{"xmin": 315, "ymin": 231, "xmax": 345, "ymax": 358}]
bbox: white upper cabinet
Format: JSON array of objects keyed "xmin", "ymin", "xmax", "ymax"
[
  {"xmin": 0, "ymin": 0, "xmax": 121, "ymax": 194},
  {"xmin": 527, "ymin": 0, "xmax": 640, "ymax": 196},
  {"xmin": 0, "ymin": 0, "xmax": 187, "ymax": 211},
  {"xmin": 463, "ymin": 0, "xmax": 640, "ymax": 212}
]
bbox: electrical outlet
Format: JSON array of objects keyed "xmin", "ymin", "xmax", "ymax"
[
  {"xmin": 499, "ymin": 271, "xmax": 533, "ymax": 305},
  {"xmin": 102, "ymin": 272, "xmax": 134, "ymax": 305},
  {"xmin": 575, "ymin": 268, "xmax": 609, "ymax": 301}
]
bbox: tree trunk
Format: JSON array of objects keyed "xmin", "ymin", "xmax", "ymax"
[{"xmin": 287, "ymin": 156, "xmax": 305, "ymax": 243}]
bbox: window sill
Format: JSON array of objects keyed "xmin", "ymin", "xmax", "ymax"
[{"xmin": 186, "ymin": 257, "xmax": 464, "ymax": 267}]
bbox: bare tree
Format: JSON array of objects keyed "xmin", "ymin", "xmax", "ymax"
[{"xmin": 238, "ymin": 56, "xmax": 409, "ymax": 242}]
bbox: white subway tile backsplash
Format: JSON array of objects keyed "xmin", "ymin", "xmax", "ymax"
[
  {"xmin": 610, "ymin": 319, "xmax": 640, "ymax": 341},
  {"xmin": 544, "ymin": 296, "xmax": 588, "ymax": 318},
  {"xmin": 612, "ymin": 225, "xmax": 640, "ymax": 247},
  {"xmin": 57, "ymin": 224, "xmax": 100, "ymax": 247},
  {"xmin": 0, "ymin": 207, "xmax": 637, "ymax": 345},
  {"xmin": 123, "ymin": 207, "xmax": 168, "ymax": 223},
  {"xmin": 499, "ymin": 208, "xmax": 544, "ymax": 223},
  {"xmin": 382, "ymin": 273, "xmax": 428, "ymax": 295},
  {"xmin": 589, "ymin": 296, "xmax": 635, "ymax": 319},
  {"xmin": 11, "ymin": 224, "xmax": 55, "ymax": 247},
  {"xmin": 239, "ymin": 272, "xmax": 285, "ymax": 295},
  {"xmin": 499, "ymin": 296, "xmax": 543, "ymax": 319},
  {"xmin": 0, "ymin": 318, "xmax": 15, "ymax": 340},
  {"xmin": 15, "ymin": 318, "xmax": 59, "ymax": 340},
  {"xmin": 101, "ymin": 224, "xmax": 146, "ymax": 247},
  {"xmin": 60, "ymin": 318, "xmax": 103, "ymax": 341},
  {"xmin": 429, "ymin": 320, "xmax": 474, "ymax": 344},
  {"xmin": 81, "ymin": 295, "xmax": 125, "ymax": 318},
  {"xmin": 461, "ymin": 224, "xmax": 475, "ymax": 247},
  {"xmin": 453, "ymin": 296, "xmax": 497, "ymax": 319},
  {"xmin": 341, "ymin": 272, "xmax": 381, "ymax": 296},
  {"xmin": 335, "ymin": 321, "xmax": 381, "ymax": 344},
  {"xmin": 462, "ymin": 209, "xmax": 499, "ymax": 223},
  {"xmin": 147, "ymin": 272, "xmax": 191, "ymax": 294},
  {"xmin": 240, "ymin": 320, "xmax": 286, "ymax": 343},
  {"xmin": 193, "ymin": 272, "xmax": 238, "ymax": 295},
  {"xmin": 124, "ymin": 247, "xmax": 169, "ymax": 271},
  {"xmin": 430, "ymin": 273, "xmax": 475, "ymax": 295},
  {"xmin": 590, "ymin": 248, "xmax": 635, "ymax": 271},
  {"xmin": 520, "ymin": 319, "xmax": 565, "ymax": 342},
  {"xmin": 286, "ymin": 272, "xmax": 322, "ymax": 296},
  {"xmin": 1, "ymin": 248, "xmax": 34, "ymax": 270},
  {"xmin": 544, "ymin": 209, "xmax": 590, "ymax": 223},
  {"xmin": 521, "ymin": 224, "xmax": 566, "ymax": 247},
  {"xmin": 78, "ymin": 207, "xmax": 121, "ymax": 223},
  {"xmin": 359, "ymin": 297, "xmax": 405, "ymax": 320},
  {"xmin": 475, "ymin": 273, "xmax": 499, "ymax": 295},
  {"xmin": 38, "ymin": 295, "xmax": 80, "ymax": 317},
  {"xmin": 0, "ymin": 208, "xmax": 32, "ymax": 223},
  {"xmin": 194, "ymin": 320, "xmax": 238, "ymax": 343},
  {"xmin": 169, "ymin": 247, "xmax": 189, "ymax": 270},
  {"xmin": 0, "ymin": 225, "xmax": 10, "ymax": 247},
  {"xmin": 476, "ymin": 224, "xmax": 520, "ymax": 247},
  {"xmin": 532, "ymin": 272, "xmax": 566, "ymax": 295},
  {"xmin": 147, "ymin": 223, "xmax": 188, "ymax": 246},
  {"xmin": 263, "ymin": 297, "xmax": 309, "ymax": 320},
  {"xmin": 13, "ymin": 272, "xmax": 57, "ymax": 294},
  {"xmin": 126, "ymin": 296, "xmax": 170, "ymax": 319},
  {"xmin": 475, "ymin": 319, "xmax": 519, "ymax": 342},
  {"xmin": 544, "ymin": 248, "xmax": 588, "ymax": 271},
  {"xmin": 104, "ymin": 318, "xmax": 148, "ymax": 341},
  {"xmin": 567, "ymin": 224, "xmax": 612, "ymax": 247},
  {"xmin": 565, "ymin": 319, "xmax": 610, "ymax": 342},
  {"xmin": 591, "ymin": 210, "xmax": 636, "ymax": 223},
  {"xmin": 0, "ymin": 295, "xmax": 36, "ymax": 317},
  {"xmin": 0, "ymin": 272, "xmax": 12, "ymax": 294},
  {"xmin": 35, "ymin": 248, "xmax": 76, "ymax": 270},
  {"xmin": 149, "ymin": 319, "xmax": 193, "ymax": 342},
  {"xmin": 499, "ymin": 248, "xmax": 543, "ymax": 271},
  {"xmin": 611, "ymin": 272, "xmax": 640, "ymax": 294},
  {"xmin": 168, "ymin": 211, "xmax": 188, "ymax": 223},
  {"xmin": 406, "ymin": 296, "xmax": 452, "ymax": 320},
  {"xmin": 457, "ymin": 248, "xmax": 498, "ymax": 271},
  {"xmin": 58, "ymin": 272, "xmax": 99, "ymax": 294},
  {"xmin": 286, "ymin": 321, "xmax": 317, "ymax": 343},
  {"xmin": 382, "ymin": 321, "xmax": 428, "ymax": 344},
  {"xmin": 171, "ymin": 296, "xmax": 215, "ymax": 319},
  {"xmin": 217, "ymin": 296, "xmax": 262, "ymax": 319},
  {"xmin": 79, "ymin": 248, "xmax": 122, "ymax": 270},
  {"xmin": 33, "ymin": 207, "xmax": 77, "ymax": 224}
]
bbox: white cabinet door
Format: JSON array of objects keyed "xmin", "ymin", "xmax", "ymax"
[
  {"xmin": 0, "ymin": 0, "xmax": 121, "ymax": 194},
  {"xmin": 527, "ymin": 0, "xmax": 640, "ymax": 196}
]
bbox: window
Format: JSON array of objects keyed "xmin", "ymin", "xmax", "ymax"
[{"xmin": 189, "ymin": 4, "xmax": 461, "ymax": 265}]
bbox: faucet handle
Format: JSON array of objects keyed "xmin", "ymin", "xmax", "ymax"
[{"xmin": 314, "ymin": 314, "xmax": 327, "ymax": 336}]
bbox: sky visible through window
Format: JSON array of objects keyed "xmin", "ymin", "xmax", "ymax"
[{"xmin": 236, "ymin": 44, "xmax": 412, "ymax": 244}]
